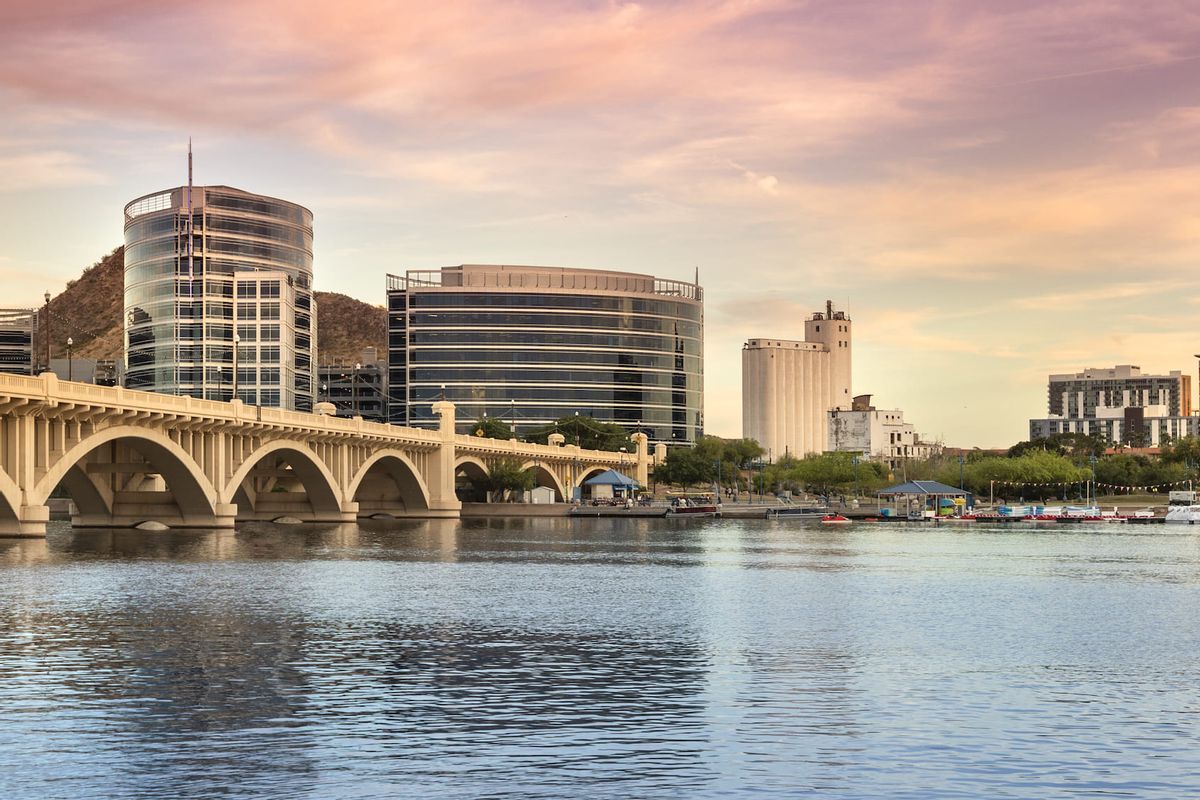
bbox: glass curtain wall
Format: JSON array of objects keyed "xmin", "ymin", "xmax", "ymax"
[
  {"xmin": 387, "ymin": 267, "xmax": 703, "ymax": 443},
  {"xmin": 123, "ymin": 186, "xmax": 315, "ymax": 410}
]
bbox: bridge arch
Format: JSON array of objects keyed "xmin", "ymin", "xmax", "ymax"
[
  {"xmin": 0, "ymin": 467, "xmax": 23, "ymax": 528},
  {"xmin": 521, "ymin": 461, "xmax": 566, "ymax": 502},
  {"xmin": 454, "ymin": 455, "xmax": 490, "ymax": 480},
  {"xmin": 223, "ymin": 440, "xmax": 342, "ymax": 521},
  {"xmin": 31, "ymin": 426, "xmax": 217, "ymax": 521},
  {"xmin": 57, "ymin": 464, "xmax": 112, "ymax": 522},
  {"xmin": 575, "ymin": 465, "xmax": 613, "ymax": 499},
  {"xmin": 576, "ymin": 466, "xmax": 610, "ymax": 487},
  {"xmin": 453, "ymin": 456, "xmax": 491, "ymax": 503},
  {"xmin": 346, "ymin": 449, "xmax": 430, "ymax": 516}
]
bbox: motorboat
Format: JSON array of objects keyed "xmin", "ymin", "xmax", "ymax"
[
  {"xmin": 667, "ymin": 493, "xmax": 720, "ymax": 517},
  {"xmin": 669, "ymin": 504, "xmax": 719, "ymax": 517},
  {"xmin": 820, "ymin": 514, "xmax": 851, "ymax": 525}
]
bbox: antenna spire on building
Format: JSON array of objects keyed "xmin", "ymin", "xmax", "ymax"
[{"xmin": 186, "ymin": 138, "xmax": 194, "ymax": 279}]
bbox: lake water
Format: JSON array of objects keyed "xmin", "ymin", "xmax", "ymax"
[{"xmin": 1, "ymin": 518, "xmax": 1199, "ymax": 799}]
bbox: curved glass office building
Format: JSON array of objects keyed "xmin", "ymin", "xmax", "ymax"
[
  {"xmin": 124, "ymin": 185, "xmax": 315, "ymax": 410},
  {"xmin": 387, "ymin": 265, "xmax": 703, "ymax": 443}
]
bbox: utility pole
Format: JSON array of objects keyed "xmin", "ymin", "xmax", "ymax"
[{"xmin": 353, "ymin": 362, "xmax": 361, "ymax": 417}]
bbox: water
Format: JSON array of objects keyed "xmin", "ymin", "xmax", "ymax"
[{"xmin": 1, "ymin": 518, "xmax": 1199, "ymax": 799}]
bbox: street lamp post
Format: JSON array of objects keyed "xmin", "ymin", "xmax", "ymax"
[
  {"xmin": 43, "ymin": 291, "xmax": 51, "ymax": 373},
  {"xmin": 958, "ymin": 454, "xmax": 966, "ymax": 490},
  {"xmin": 66, "ymin": 337, "xmax": 73, "ymax": 381},
  {"xmin": 852, "ymin": 454, "xmax": 860, "ymax": 499},
  {"xmin": 231, "ymin": 333, "xmax": 240, "ymax": 402},
  {"xmin": 1193, "ymin": 355, "xmax": 1200, "ymax": 415},
  {"xmin": 1089, "ymin": 454, "xmax": 1098, "ymax": 506}
]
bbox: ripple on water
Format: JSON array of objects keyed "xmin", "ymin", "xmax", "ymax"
[{"xmin": 0, "ymin": 519, "xmax": 1198, "ymax": 798}]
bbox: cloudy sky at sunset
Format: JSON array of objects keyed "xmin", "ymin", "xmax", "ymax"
[{"xmin": 3, "ymin": 0, "xmax": 1200, "ymax": 446}]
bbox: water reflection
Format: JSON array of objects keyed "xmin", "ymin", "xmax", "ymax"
[{"xmin": 1, "ymin": 519, "xmax": 1200, "ymax": 798}]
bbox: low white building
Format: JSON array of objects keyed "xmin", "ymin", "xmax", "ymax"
[{"xmin": 827, "ymin": 396, "xmax": 936, "ymax": 467}]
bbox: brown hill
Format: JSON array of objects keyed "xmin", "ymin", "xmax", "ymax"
[
  {"xmin": 36, "ymin": 246, "xmax": 386, "ymax": 367},
  {"xmin": 315, "ymin": 289, "xmax": 387, "ymax": 366}
]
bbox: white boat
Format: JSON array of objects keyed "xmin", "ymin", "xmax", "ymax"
[
  {"xmin": 1164, "ymin": 505, "xmax": 1200, "ymax": 524},
  {"xmin": 1166, "ymin": 491, "xmax": 1200, "ymax": 525}
]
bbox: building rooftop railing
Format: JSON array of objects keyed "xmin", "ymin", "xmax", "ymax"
[
  {"xmin": 124, "ymin": 190, "xmax": 176, "ymax": 222},
  {"xmin": 388, "ymin": 267, "xmax": 703, "ymax": 301}
]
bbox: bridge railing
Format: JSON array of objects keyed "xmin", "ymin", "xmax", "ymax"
[
  {"xmin": 0, "ymin": 373, "xmax": 443, "ymax": 444},
  {"xmin": 0, "ymin": 374, "xmax": 635, "ymax": 461},
  {"xmin": 454, "ymin": 433, "xmax": 625, "ymax": 463}
]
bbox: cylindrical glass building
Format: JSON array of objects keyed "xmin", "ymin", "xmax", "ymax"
[
  {"xmin": 387, "ymin": 265, "xmax": 703, "ymax": 443},
  {"xmin": 123, "ymin": 185, "xmax": 315, "ymax": 410}
]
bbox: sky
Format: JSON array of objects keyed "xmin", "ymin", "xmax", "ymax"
[{"xmin": 2, "ymin": 0, "xmax": 1200, "ymax": 447}]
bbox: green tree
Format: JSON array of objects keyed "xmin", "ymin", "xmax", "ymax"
[
  {"xmin": 1008, "ymin": 432, "xmax": 1107, "ymax": 460},
  {"xmin": 759, "ymin": 451, "xmax": 888, "ymax": 496},
  {"xmin": 652, "ymin": 446, "xmax": 710, "ymax": 487},
  {"xmin": 653, "ymin": 436, "xmax": 725, "ymax": 487},
  {"xmin": 1094, "ymin": 454, "xmax": 1190, "ymax": 494},
  {"xmin": 482, "ymin": 457, "xmax": 535, "ymax": 502},
  {"xmin": 471, "ymin": 415, "xmax": 513, "ymax": 440},
  {"xmin": 652, "ymin": 436, "xmax": 765, "ymax": 491},
  {"xmin": 960, "ymin": 450, "xmax": 1090, "ymax": 499},
  {"xmin": 1162, "ymin": 436, "xmax": 1200, "ymax": 467}
]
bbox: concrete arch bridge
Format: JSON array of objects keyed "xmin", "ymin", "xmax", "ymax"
[{"xmin": 0, "ymin": 373, "xmax": 648, "ymax": 537}]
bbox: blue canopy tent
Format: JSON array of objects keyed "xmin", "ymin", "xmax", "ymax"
[
  {"xmin": 878, "ymin": 480, "xmax": 972, "ymax": 518},
  {"xmin": 584, "ymin": 469, "xmax": 641, "ymax": 499}
]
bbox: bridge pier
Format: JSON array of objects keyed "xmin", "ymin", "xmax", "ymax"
[
  {"xmin": 428, "ymin": 399, "xmax": 464, "ymax": 518},
  {"xmin": 0, "ymin": 504, "xmax": 50, "ymax": 538},
  {"xmin": 71, "ymin": 499, "xmax": 240, "ymax": 530}
]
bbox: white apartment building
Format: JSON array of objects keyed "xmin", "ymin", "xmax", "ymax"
[
  {"xmin": 1029, "ymin": 364, "xmax": 1194, "ymax": 446},
  {"xmin": 742, "ymin": 301, "xmax": 851, "ymax": 460}
]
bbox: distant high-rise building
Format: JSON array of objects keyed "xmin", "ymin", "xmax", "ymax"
[
  {"xmin": 123, "ymin": 156, "xmax": 316, "ymax": 410},
  {"xmin": 0, "ymin": 308, "xmax": 34, "ymax": 376},
  {"xmin": 1029, "ymin": 364, "xmax": 1195, "ymax": 446},
  {"xmin": 387, "ymin": 264, "xmax": 703, "ymax": 442},
  {"xmin": 742, "ymin": 300, "xmax": 852, "ymax": 460}
]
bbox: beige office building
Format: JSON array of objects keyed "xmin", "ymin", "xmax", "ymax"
[{"xmin": 742, "ymin": 301, "xmax": 851, "ymax": 460}]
